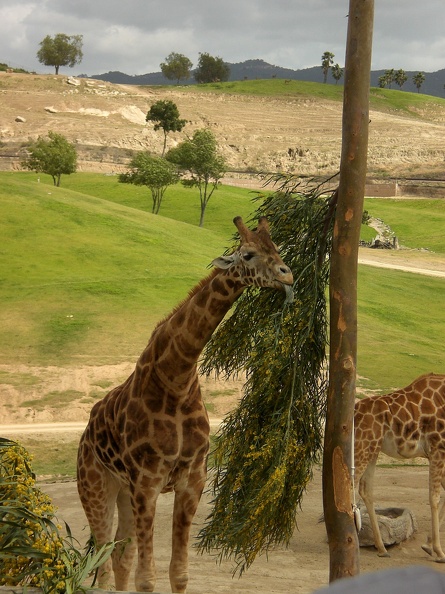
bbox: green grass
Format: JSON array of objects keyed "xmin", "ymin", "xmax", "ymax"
[
  {"xmin": 180, "ymin": 78, "xmax": 345, "ymax": 101},
  {"xmin": 368, "ymin": 86, "xmax": 445, "ymax": 118},
  {"xmin": 11, "ymin": 171, "xmax": 256, "ymax": 235},
  {"xmin": 21, "ymin": 390, "xmax": 85, "ymax": 410},
  {"xmin": 364, "ymin": 197, "xmax": 445, "ymax": 253},
  {"xmin": 0, "ymin": 172, "xmax": 256, "ymax": 364},
  {"xmin": 19, "ymin": 435, "xmax": 81, "ymax": 477},
  {"xmin": 357, "ymin": 267, "xmax": 445, "ymax": 391},
  {"xmin": 171, "ymin": 79, "xmax": 445, "ymax": 120},
  {"xmin": 1, "ymin": 172, "xmax": 444, "ymax": 385}
]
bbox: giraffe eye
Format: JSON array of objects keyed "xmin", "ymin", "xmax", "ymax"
[{"xmin": 243, "ymin": 252, "xmax": 255, "ymax": 261}]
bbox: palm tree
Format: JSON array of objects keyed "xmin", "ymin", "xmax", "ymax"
[
  {"xmin": 378, "ymin": 74, "xmax": 388, "ymax": 88},
  {"xmin": 321, "ymin": 51, "xmax": 335, "ymax": 83},
  {"xmin": 413, "ymin": 72, "xmax": 425, "ymax": 93},
  {"xmin": 394, "ymin": 69, "xmax": 407, "ymax": 89},
  {"xmin": 384, "ymin": 69, "xmax": 395, "ymax": 88},
  {"xmin": 331, "ymin": 64, "xmax": 344, "ymax": 85}
]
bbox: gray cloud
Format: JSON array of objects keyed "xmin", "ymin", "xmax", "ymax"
[{"xmin": 1, "ymin": 0, "xmax": 443, "ymax": 76}]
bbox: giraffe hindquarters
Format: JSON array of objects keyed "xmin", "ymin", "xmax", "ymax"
[{"xmin": 77, "ymin": 441, "xmax": 121, "ymax": 589}]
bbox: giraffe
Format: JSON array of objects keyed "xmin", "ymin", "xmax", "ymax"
[
  {"xmin": 354, "ymin": 372, "xmax": 445, "ymax": 561},
  {"xmin": 77, "ymin": 216, "xmax": 293, "ymax": 593}
]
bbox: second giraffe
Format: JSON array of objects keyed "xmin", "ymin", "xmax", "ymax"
[{"xmin": 355, "ymin": 372, "xmax": 445, "ymax": 561}]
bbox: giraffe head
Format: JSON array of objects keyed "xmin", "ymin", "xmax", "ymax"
[{"xmin": 212, "ymin": 216, "xmax": 294, "ymax": 301}]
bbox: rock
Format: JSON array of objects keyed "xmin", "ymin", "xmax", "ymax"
[
  {"xmin": 45, "ymin": 106, "xmax": 58, "ymax": 113},
  {"xmin": 15, "ymin": 116, "xmax": 26, "ymax": 123},
  {"xmin": 66, "ymin": 77, "xmax": 80, "ymax": 86},
  {"xmin": 358, "ymin": 506, "xmax": 418, "ymax": 547}
]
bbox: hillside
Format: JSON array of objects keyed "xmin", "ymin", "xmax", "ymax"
[
  {"xmin": 1, "ymin": 72, "xmax": 445, "ymax": 178},
  {"xmin": 86, "ymin": 59, "xmax": 445, "ymax": 99}
]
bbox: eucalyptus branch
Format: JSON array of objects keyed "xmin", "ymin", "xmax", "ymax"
[{"xmin": 197, "ymin": 175, "xmax": 336, "ymax": 573}]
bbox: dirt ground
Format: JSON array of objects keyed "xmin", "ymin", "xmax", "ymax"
[
  {"xmin": 1, "ymin": 355, "xmax": 445, "ymax": 593},
  {"xmin": 38, "ymin": 464, "xmax": 444, "ymax": 594},
  {"xmin": 2, "ymin": 351, "xmax": 445, "ymax": 593}
]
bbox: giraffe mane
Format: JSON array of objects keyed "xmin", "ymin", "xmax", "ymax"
[{"xmin": 152, "ymin": 268, "xmax": 221, "ymax": 332}]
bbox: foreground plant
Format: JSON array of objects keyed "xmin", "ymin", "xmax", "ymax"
[{"xmin": 0, "ymin": 437, "xmax": 114, "ymax": 593}]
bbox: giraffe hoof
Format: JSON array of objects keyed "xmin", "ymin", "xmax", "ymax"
[
  {"xmin": 435, "ymin": 556, "xmax": 445, "ymax": 563},
  {"xmin": 377, "ymin": 551, "xmax": 390, "ymax": 558},
  {"xmin": 421, "ymin": 544, "xmax": 433, "ymax": 557}
]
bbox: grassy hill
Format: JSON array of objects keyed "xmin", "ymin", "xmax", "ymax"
[
  {"xmin": 0, "ymin": 173, "xmax": 255, "ymax": 365},
  {"xmin": 179, "ymin": 78, "xmax": 445, "ymax": 119},
  {"xmin": 1, "ymin": 171, "xmax": 444, "ymax": 393}
]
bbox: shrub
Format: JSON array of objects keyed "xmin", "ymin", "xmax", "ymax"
[{"xmin": 0, "ymin": 438, "xmax": 113, "ymax": 593}]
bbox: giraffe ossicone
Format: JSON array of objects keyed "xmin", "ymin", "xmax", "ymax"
[
  {"xmin": 354, "ymin": 373, "xmax": 445, "ymax": 561},
  {"xmin": 77, "ymin": 216, "xmax": 293, "ymax": 593}
]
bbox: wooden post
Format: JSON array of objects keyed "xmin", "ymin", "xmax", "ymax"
[{"xmin": 322, "ymin": 0, "xmax": 374, "ymax": 583}]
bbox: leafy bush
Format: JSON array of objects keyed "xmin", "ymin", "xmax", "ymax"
[{"xmin": 0, "ymin": 438, "xmax": 113, "ymax": 593}]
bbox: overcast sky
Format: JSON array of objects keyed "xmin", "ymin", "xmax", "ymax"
[{"xmin": 1, "ymin": 1, "xmax": 444, "ymax": 77}]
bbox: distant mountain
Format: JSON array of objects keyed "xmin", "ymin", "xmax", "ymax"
[{"xmin": 81, "ymin": 58, "xmax": 445, "ymax": 99}]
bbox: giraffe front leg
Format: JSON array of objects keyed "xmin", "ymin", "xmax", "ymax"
[
  {"xmin": 169, "ymin": 480, "xmax": 206, "ymax": 593},
  {"xmin": 132, "ymin": 486, "xmax": 158, "ymax": 592},
  {"xmin": 359, "ymin": 461, "xmax": 390, "ymax": 557}
]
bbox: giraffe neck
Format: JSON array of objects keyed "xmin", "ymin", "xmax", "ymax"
[{"xmin": 138, "ymin": 269, "xmax": 245, "ymax": 391}]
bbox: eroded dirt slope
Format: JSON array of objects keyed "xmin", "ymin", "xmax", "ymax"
[{"xmin": 1, "ymin": 72, "xmax": 445, "ymax": 177}]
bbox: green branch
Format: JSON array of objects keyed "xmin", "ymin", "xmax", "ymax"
[{"xmin": 197, "ymin": 178, "xmax": 336, "ymax": 573}]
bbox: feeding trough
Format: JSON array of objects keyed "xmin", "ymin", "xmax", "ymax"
[{"xmin": 358, "ymin": 507, "xmax": 418, "ymax": 548}]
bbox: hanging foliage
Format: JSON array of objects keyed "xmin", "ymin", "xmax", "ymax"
[{"xmin": 197, "ymin": 174, "xmax": 337, "ymax": 574}]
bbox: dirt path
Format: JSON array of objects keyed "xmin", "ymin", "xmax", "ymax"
[{"xmin": 358, "ymin": 254, "xmax": 445, "ymax": 278}]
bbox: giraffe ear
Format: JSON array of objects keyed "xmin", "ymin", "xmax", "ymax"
[{"xmin": 212, "ymin": 254, "xmax": 238, "ymax": 269}]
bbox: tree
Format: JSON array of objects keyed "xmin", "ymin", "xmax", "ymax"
[
  {"xmin": 160, "ymin": 52, "xmax": 193, "ymax": 84},
  {"xmin": 166, "ymin": 128, "xmax": 227, "ymax": 227},
  {"xmin": 378, "ymin": 69, "xmax": 396, "ymax": 89},
  {"xmin": 21, "ymin": 131, "xmax": 77, "ymax": 186},
  {"xmin": 331, "ymin": 63, "xmax": 344, "ymax": 85},
  {"xmin": 194, "ymin": 52, "xmax": 230, "ymax": 84},
  {"xmin": 119, "ymin": 152, "xmax": 179, "ymax": 214},
  {"xmin": 323, "ymin": 0, "xmax": 374, "ymax": 582},
  {"xmin": 36, "ymin": 34, "xmax": 83, "ymax": 75},
  {"xmin": 413, "ymin": 71, "xmax": 425, "ymax": 93},
  {"xmin": 378, "ymin": 74, "xmax": 387, "ymax": 88},
  {"xmin": 146, "ymin": 100, "xmax": 187, "ymax": 157},
  {"xmin": 394, "ymin": 69, "xmax": 407, "ymax": 89},
  {"xmin": 321, "ymin": 51, "xmax": 335, "ymax": 83},
  {"xmin": 384, "ymin": 68, "xmax": 395, "ymax": 88}
]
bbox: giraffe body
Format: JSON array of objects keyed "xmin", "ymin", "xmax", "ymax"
[
  {"xmin": 354, "ymin": 373, "xmax": 445, "ymax": 560},
  {"xmin": 77, "ymin": 217, "xmax": 293, "ymax": 593}
]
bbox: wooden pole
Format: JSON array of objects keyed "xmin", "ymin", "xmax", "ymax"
[{"xmin": 322, "ymin": 0, "xmax": 374, "ymax": 583}]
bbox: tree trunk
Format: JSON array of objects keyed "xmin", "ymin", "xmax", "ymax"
[
  {"xmin": 199, "ymin": 204, "xmax": 205, "ymax": 227},
  {"xmin": 322, "ymin": 0, "xmax": 374, "ymax": 584},
  {"xmin": 162, "ymin": 132, "xmax": 167, "ymax": 157}
]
